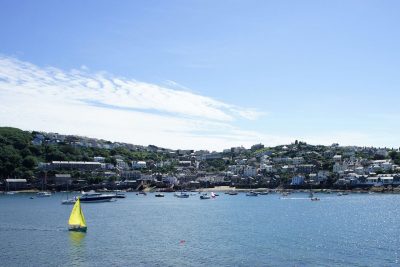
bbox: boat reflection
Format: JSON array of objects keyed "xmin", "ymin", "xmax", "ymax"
[
  {"xmin": 69, "ymin": 231, "xmax": 86, "ymax": 266},
  {"xmin": 69, "ymin": 231, "xmax": 85, "ymax": 246}
]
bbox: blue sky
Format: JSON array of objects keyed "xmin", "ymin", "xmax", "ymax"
[{"xmin": 0, "ymin": 0, "xmax": 399, "ymax": 150}]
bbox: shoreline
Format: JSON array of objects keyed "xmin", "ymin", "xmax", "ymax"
[{"xmin": 2, "ymin": 186, "xmax": 400, "ymax": 194}]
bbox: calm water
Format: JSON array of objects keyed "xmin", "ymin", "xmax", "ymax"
[{"xmin": 1, "ymin": 192, "xmax": 399, "ymax": 266}]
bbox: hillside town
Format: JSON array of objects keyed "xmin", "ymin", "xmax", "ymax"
[{"xmin": 2, "ymin": 129, "xmax": 400, "ymax": 192}]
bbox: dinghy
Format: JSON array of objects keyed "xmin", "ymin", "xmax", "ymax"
[{"xmin": 68, "ymin": 198, "xmax": 87, "ymax": 232}]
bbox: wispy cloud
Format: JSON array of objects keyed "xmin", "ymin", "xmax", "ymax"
[
  {"xmin": 0, "ymin": 55, "xmax": 268, "ymax": 150},
  {"xmin": 1, "ymin": 56, "xmax": 388, "ymax": 150}
]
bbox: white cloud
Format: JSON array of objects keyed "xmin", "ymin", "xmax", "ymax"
[
  {"xmin": 0, "ymin": 55, "xmax": 269, "ymax": 150},
  {"xmin": 1, "ymin": 56, "xmax": 391, "ymax": 150}
]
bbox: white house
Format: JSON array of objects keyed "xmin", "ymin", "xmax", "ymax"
[
  {"xmin": 376, "ymin": 149, "xmax": 388, "ymax": 157},
  {"xmin": 293, "ymin": 157, "xmax": 304, "ymax": 165},
  {"xmin": 243, "ymin": 166, "xmax": 257, "ymax": 177},
  {"xmin": 261, "ymin": 164, "xmax": 274, "ymax": 173},
  {"xmin": 333, "ymin": 162, "xmax": 347, "ymax": 173},
  {"xmin": 333, "ymin": 155, "xmax": 342, "ymax": 162},
  {"xmin": 93, "ymin": 156, "xmax": 105, "ymax": 163},
  {"xmin": 132, "ymin": 161, "xmax": 147, "ymax": 169},
  {"xmin": 116, "ymin": 159, "xmax": 129, "ymax": 170},
  {"xmin": 291, "ymin": 176, "xmax": 304, "ymax": 185},
  {"xmin": 355, "ymin": 166, "xmax": 365, "ymax": 175}
]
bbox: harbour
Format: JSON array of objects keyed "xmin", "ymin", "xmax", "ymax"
[{"xmin": 1, "ymin": 192, "xmax": 399, "ymax": 266}]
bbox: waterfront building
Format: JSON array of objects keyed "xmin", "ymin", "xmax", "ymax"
[
  {"xmin": 41, "ymin": 161, "xmax": 102, "ymax": 171},
  {"xmin": 5, "ymin": 179, "xmax": 28, "ymax": 190},
  {"xmin": 54, "ymin": 174, "xmax": 72, "ymax": 186}
]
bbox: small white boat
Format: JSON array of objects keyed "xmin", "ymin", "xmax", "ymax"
[
  {"xmin": 62, "ymin": 198, "xmax": 77, "ymax": 205},
  {"xmin": 37, "ymin": 192, "xmax": 52, "ymax": 197}
]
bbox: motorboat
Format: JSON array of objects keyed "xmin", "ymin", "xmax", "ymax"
[
  {"xmin": 258, "ymin": 191, "xmax": 269, "ymax": 195},
  {"xmin": 246, "ymin": 191, "xmax": 258, "ymax": 196},
  {"xmin": 227, "ymin": 191, "xmax": 238, "ymax": 195},
  {"xmin": 155, "ymin": 193, "xmax": 165, "ymax": 197},
  {"xmin": 200, "ymin": 193, "xmax": 211, "ymax": 199},
  {"xmin": 113, "ymin": 192, "xmax": 126, "ymax": 198},
  {"xmin": 37, "ymin": 191, "xmax": 52, "ymax": 197},
  {"xmin": 174, "ymin": 192, "xmax": 189, "ymax": 198},
  {"xmin": 78, "ymin": 191, "xmax": 115, "ymax": 203}
]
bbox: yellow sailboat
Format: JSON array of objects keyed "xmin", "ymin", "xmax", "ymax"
[{"xmin": 68, "ymin": 198, "xmax": 87, "ymax": 232}]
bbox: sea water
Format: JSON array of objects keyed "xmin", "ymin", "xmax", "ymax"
[{"xmin": 0, "ymin": 192, "xmax": 399, "ymax": 266}]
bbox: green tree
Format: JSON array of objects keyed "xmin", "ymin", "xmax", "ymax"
[{"xmin": 22, "ymin": 156, "xmax": 37, "ymax": 169}]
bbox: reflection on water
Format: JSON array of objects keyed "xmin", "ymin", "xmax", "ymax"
[
  {"xmin": 69, "ymin": 231, "xmax": 86, "ymax": 266},
  {"xmin": 69, "ymin": 231, "xmax": 85, "ymax": 246}
]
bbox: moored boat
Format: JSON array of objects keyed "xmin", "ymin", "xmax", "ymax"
[
  {"xmin": 37, "ymin": 191, "xmax": 52, "ymax": 197},
  {"xmin": 62, "ymin": 198, "xmax": 77, "ymax": 205},
  {"xmin": 78, "ymin": 191, "xmax": 114, "ymax": 203},
  {"xmin": 200, "ymin": 193, "xmax": 211, "ymax": 199},
  {"xmin": 113, "ymin": 192, "xmax": 126, "ymax": 198},
  {"xmin": 155, "ymin": 193, "xmax": 165, "ymax": 197},
  {"xmin": 246, "ymin": 191, "xmax": 258, "ymax": 196},
  {"xmin": 174, "ymin": 192, "xmax": 189, "ymax": 198}
]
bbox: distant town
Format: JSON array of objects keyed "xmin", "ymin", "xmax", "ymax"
[{"xmin": 1, "ymin": 127, "xmax": 400, "ymax": 193}]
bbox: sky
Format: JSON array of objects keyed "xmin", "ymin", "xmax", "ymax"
[{"xmin": 0, "ymin": 0, "xmax": 399, "ymax": 150}]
